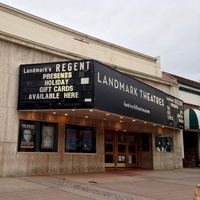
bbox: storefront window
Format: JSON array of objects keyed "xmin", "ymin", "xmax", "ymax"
[
  {"xmin": 155, "ymin": 134, "xmax": 174, "ymax": 152},
  {"xmin": 105, "ymin": 134, "xmax": 113, "ymax": 142},
  {"xmin": 18, "ymin": 120, "xmax": 58, "ymax": 152},
  {"xmin": 128, "ymin": 135, "xmax": 135, "ymax": 143},
  {"xmin": 118, "ymin": 134, "xmax": 125, "ymax": 142},
  {"xmin": 105, "ymin": 144, "xmax": 113, "ymax": 152},
  {"xmin": 65, "ymin": 125, "xmax": 96, "ymax": 153}
]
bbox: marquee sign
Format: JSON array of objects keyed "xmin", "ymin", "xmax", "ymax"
[
  {"xmin": 18, "ymin": 60, "xmax": 94, "ymax": 109},
  {"xmin": 93, "ymin": 61, "xmax": 184, "ymax": 129},
  {"xmin": 18, "ymin": 60, "xmax": 184, "ymax": 129}
]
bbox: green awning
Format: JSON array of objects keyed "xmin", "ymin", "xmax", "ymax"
[{"xmin": 184, "ymin": 108, "xmax": 200, "ymax": 130}]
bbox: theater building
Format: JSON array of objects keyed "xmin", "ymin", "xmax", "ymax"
[{"xmin": 0, "ymin": 3, "xmax": 184, "ymax": 177}]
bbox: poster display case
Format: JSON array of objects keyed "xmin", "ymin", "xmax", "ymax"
[
  {"xmin": 65, "ymin": 124, "xmax": 96, "ymax": 153},
  {"xmin": 18, "ymin": 120, "xmax": 58, "ymax": 152},
  {"xmin": 155, "ymin": 134, "xmax": 174, "ymax": 152}
]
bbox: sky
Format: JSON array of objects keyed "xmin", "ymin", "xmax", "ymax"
[{"xmin": 1, "ymin": 0, "xmax": 200, "ymax": 82}]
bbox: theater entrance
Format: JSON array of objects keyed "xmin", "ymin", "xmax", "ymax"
[{"xmin": 104, "ymin": 130, "xmax": 138, "ymax": 168}]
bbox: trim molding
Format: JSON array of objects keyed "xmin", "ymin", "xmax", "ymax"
[{"xmin": 0, "ymin": 30, "xmax": 177, "ymax": 87}]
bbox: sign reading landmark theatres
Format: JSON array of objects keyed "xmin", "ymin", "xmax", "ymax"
[
  {"xmin": 18, "ymin": 60, "xmax": 184, "ymax": 129},
  {"xmin": 93, "ymin": 61, "xmax": 184, "ymax": 128}
]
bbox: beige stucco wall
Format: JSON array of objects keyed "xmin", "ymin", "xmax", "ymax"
[
  {"xmin": 15, "ymin": 112, "xmax": 105, "ymax": 176},
  {"xmin": 152, "ymin": 130, "xmax": 183, "ymax": 170},
  {"xmin": 0, "ymin": 40, "xmax": 106, "ymax": 177}
]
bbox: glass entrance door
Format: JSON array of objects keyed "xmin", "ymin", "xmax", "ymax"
[{"xmin": 105, "ymin": 130, "xmax": 137, "ymax": 168}]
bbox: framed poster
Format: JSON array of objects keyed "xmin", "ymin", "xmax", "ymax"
[
  {"xmin": 20, "ymin": 123, "xmax": 35, "ymax": 149},
  {"xmin": 41, "ymin": 126, "xmax": 54, "ymax": 149}
]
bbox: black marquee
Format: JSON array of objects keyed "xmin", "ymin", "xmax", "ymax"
[{"xmin": 18, "ymin": 59, "xmax": 184, "ymax": 129}]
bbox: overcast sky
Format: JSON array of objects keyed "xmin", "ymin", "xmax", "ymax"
[{"xmin": 1, "ymin": 0, "xmax": 200, "ymax": 82}]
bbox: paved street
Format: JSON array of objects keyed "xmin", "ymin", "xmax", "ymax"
[{"xmin": 0, "ymin": 168, "xmax": 199, "ymax": 200}]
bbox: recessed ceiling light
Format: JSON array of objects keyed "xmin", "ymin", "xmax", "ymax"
[
  {"xmin": 132, "ymin": 119, "xmax": 135, "ymax": 122},
  {"xmin": 106, "ymin": 113, "xmax": 110, "ymax": 116},
  {"xmin": 89, "ymin": 109, "xmax": 93, "ymax": 112},
  {"xmin": 64, "ymin": 113, "xmax": 68, "ymax": 116},
  {"xmin": 53, "ymin": 112, "xmax": 56, "ymax": 115},
  {"xmin": 120, "ymin": 120, "xmax": 123, "ymax": 123},
  {"xmin": 120, "ymin": 116, "xmax": 123, "ymax": 119},
  {"xmin": 85, "ymin": 116, "xmax": 89, "ymax": 118},
  {"xmin": 123, "ymin": 130, "xmax": 126, "ymax": 132},
  {"xmin": 72, "ymin": 109, "xmax": 75, "ymax": 111},
  {"xmin": 144, "ymin": 122, "xmax": 147, "ymax": 124}
]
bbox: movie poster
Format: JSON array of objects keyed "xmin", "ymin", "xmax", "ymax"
[
  {"xmin": 41, "ymin": 126, "xmax": 54, "ymax": 149},
  {"xmin": 65, "ymin": 128, "xmax": 77, "ymax": 151},
  {"xmin": 20, "ymin": 123, "xmax": 35, "ymax": 149},
  {"xmin": 82, "ymin": 129, "xmax": 93, "ymax": 151}
]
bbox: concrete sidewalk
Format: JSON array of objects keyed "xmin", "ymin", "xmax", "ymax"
[{"xmin": 0, "ymin": 168, "xmax": 199, "ymax": 200}]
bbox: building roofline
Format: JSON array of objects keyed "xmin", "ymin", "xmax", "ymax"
[
  {"xmin": 0, "ymin": 2, "xmax": 157, "ymax": 63},
  {"xmin": 163, "ymin": 71, "xmax": 200, "ymax": 89}
]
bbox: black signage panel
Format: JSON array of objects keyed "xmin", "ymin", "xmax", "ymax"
[
  {"xmin": 18, "ymin": 60, "xmax": 94, "ymax": 110},
  {"xmin": 93, "ymin": 61, "xmax": 184, "ymax": 128},
  {"xmin": 166, "ymin": 95, "xmax": 184, "ymax": 129},
  {"xmin": 18, "ymin": 59, "xmax": 184, "ymax": 129}
]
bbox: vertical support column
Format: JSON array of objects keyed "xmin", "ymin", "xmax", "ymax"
[
  {"xmin": 198, "ymin": 133, "xmax": 200, "ymax": 161},
  {"xmin": 180, "ymin": 130, "xmax": 185, "ymax": 159},
  {"xmin": 194, "ymin": 184, "xmax": 200, "ymax": 200}
]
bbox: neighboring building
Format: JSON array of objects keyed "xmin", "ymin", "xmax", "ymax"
[
  {"xmin": 163, "ymin": 72, "xmax": 200, "ymax": 167},
  {"xmin": 0, "ymin": 3, "xmax": 184, "ymax": 177}
]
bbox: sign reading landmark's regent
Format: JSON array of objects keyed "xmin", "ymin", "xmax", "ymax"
[
  {"xmin": 18, "ymin": 60, "xmax": 184, "ymax": 129},
  {"xmin": 18, "ymin": 60, "xmax": 94, "ymax": 109}
]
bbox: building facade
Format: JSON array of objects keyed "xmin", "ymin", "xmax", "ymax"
[
  {"xmin": 0, "ymin": 3, "xmax": 184, "ymax": 177},
  {"xmin": 163, "ymin": 72, "xmax": 200, "ymax": 167}
]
